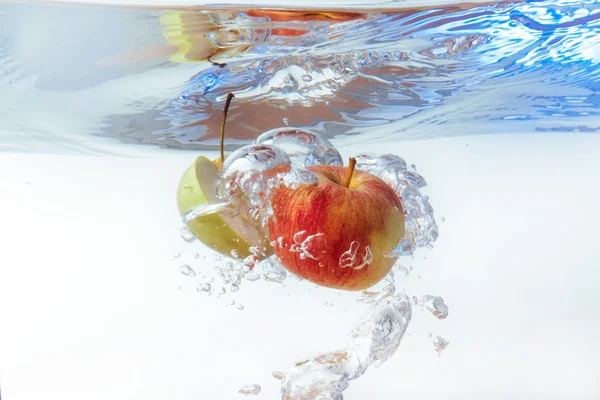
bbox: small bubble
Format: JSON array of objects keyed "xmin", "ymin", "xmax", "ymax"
[
  {"xmin": 271, "ymin": 371, "xmax": 285, "ymax": 380},
  {"xmin": 441, "ymin": 217, "xmax": 446, "ymax": 222},
  {"xmin": 174, "ymin": 253, "xmax": 181, "ymax": 259},
  {"xmin": 176, "ymin": 285, "xmax": 181, "ymax": 290},
  {"xmin": 209, "ymin": 277, "xmax": 214, "ymax": 283},
  {"xmin": 238, "ymin": 384, "xmax": 261, "ymax": 395},
  {"xmin": 245, "ymin": 273, "xmax": 261, "ymax": 281},
  {"xmin": 410, "ymin": 164, "xmax": 417, "ymax": 171},
  {"xmin": 237, "ymin": 304, "xmax": 244, "ymax": 310},
  {"xmin": 302, "ymin": 74, "xmax": 313, "ymax": 82},
  {"xmin": 198, "ymin": 283, "xmax": 211, "ymax": 292},
  {"xmin": 180, "ymin": 227, "xmax": 196, "ymax": 243},
  {"xmin": 283, "ymin": 117, "xmax": 289, "ymax": 125},
  {"xmin": 230, "ymin": 249, "xmax": 239, "ymax": 258},
  {"xmin": 229, "ymin": 300, "xmax": 235, "ymax": 305},
  {"xmin": 179, "ymin": 264, "xmax": 196, "ymax": 277},
  {"xmin": 219, "ymin": 287, "xmax": 226, "ymax": 295},
  {"xmin": 231, "ymin": 284, "xmax": 240, "ymax": 292},
  {"xmin": 194, "ymin": 253, "xmax": 200, "ymax": 259},
  {"xmin": 422, "ymin": 295, "xmax": 449, "ymax": 319},
  {"xmin": 433, "ymin": 336, "xmax": 450, "ymax": 355}
]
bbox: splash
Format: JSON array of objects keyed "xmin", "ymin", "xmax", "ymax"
[
  {"xmin": 355, "ymin": 154, "xmax": 439, "ymax": 255},
  {"xmin": 281, "ymin": 293, "xmax": 412, "ymax": 399}
]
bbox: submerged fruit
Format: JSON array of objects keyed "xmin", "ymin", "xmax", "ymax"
[
  {"xmin": 176, "ymin": 156, "xmax": 271, "ymax": 259},
  {"xmin": 268, "ymin": 160, "xmax": 405, "ymax": 291}
]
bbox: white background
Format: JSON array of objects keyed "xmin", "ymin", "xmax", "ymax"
[{"xmin": 1, "ymin": 133, "xmax": 599, "ymax": 399}]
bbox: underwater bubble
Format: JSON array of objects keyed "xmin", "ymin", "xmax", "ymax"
[
  {"xmin": 422, "ymin": 295, "xmax": 449, "ymax": 320},
  {"xmin": 180, "ymin": 227, "xmax": 196, "ymax": 243},
  {"xmin": 197, "ymin": 283, "xmax": 212, "ymax": 292},
  {"xmin": 216, "ymin": 144, "xmax": 291, "ymax": 228},
  {"xmin": 219, "ymin": 144, "xmax": 292, "ymax": 180},
  {"xmin": 289, "ymin": 231, "xmax": 328, "ymax": 261},
  {"xmin": 395, "ymin": 265, "xmax": 411, "ymax": 279},
  {"xmin": 357, "ymin": 277, "xmax": 395, "ymax": 304},
  {"xmin": 349, "ymin": 293, "xmax": 412, "ymax": 368},
  {"xmin": 401, "ymin": 170, "xmax": 427, "ymax": 188},
  {"xmin": 278, "ymin": 168, "xmax": 319, "ymax": 190},
  {"xmin": 179, "ymin": 264, "xmax": 196, "ymax": 277},
  {"xmin": 354, "ymin": 153, "xmax": 407, "ymax": 174},
  {"xmin": 272, "ymin": 371, "xmax": 285, "ymax": 380},
  {"xmin": 238, "ymin": 384, "xmax": 261, "ymax": 395},
  {"xmin": 433, "ymin": 336, "xmax": 450, "ymax": 355},
  {"xmin": 261, "ymin": 256, "xmax": 287, "ymax": 283},
  {"xmin": 255, "ymin": 127, "xmax": 343, "ymax": 168},
  {"xmin": 245, "ymin": 272, "xmax": 261, "ymax": 281},
  {"xmin": 282, "ymin": 350, "xmax": 362, "ymax": 400},
  {"xmin": 391, "ymin": 237, "xmax": 415, "ymax": 257}
]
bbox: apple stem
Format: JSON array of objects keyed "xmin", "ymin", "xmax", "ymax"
[
  {"xmin": 343, "ymin": 157, "xmax": 357, "ymax": 188},
  {"xmin": 220, "ymin": 92, "xmax": 235, "ymax": 165}
]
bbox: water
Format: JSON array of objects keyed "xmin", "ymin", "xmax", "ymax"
[
  {"xmin": 239, "ymin": 384, "xmax": 262, "ymax": 396},
  {"xmin": 0, "ymin": 1, "xmax": 599, "ymax": 400},
  {"xmin": 1, "ymin": 1, "xmax": 599, "ymax": 153}
]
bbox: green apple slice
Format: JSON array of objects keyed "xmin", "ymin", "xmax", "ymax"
[{"xmin": 176, "ymin": 156, "xmax": 271, "ymax": 259}]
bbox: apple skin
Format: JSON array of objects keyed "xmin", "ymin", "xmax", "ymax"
[{"xmin": 268, "ymin": 165, "xmax": 405, "ymax": 291}]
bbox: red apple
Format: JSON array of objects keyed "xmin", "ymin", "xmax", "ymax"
[{"xmin": 268, "ymin": 160, "xmax": 405, "ymax": 290}]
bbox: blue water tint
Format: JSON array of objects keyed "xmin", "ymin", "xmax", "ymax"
[{"xmin": 0, "ymin": 0, "xmax": 598, "ymax": 152}]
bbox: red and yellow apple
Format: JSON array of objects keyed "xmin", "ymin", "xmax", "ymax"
[{"xmin": 268, "ymin": 160, "xmax": 405, "ymax": 290}]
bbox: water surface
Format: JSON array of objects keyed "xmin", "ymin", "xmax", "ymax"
[{"xmin": 0, "ymin": 0, "xmax": 598, "ymax": 153}]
